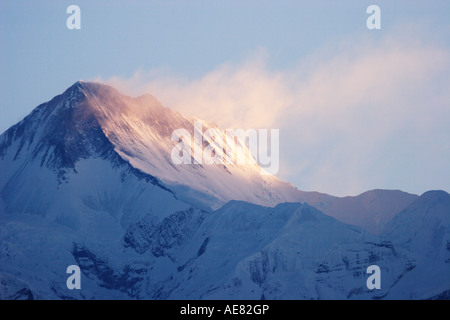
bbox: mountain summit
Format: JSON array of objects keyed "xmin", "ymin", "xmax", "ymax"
[{"xmin": 1, "ymin": 81, "xmax": 318, "ymax": 211}]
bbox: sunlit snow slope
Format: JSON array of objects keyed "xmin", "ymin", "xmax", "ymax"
[{"xmin": 1, "ymin": 81, "xmax": 417, "ymax": 229}]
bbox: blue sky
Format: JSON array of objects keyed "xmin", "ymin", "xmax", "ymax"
[{"xmin": 1, "ymin": 1, "xmax": 449, "ymax": 196}]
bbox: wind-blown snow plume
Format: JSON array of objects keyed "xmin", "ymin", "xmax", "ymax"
[{"xmin": 102, "ymin": 31, "xmax": 450, "ymax": 197}]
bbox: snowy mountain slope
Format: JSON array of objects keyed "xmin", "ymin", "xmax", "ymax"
[
  {"xmin": 380, "ymin": 190, "xmax": 450, "ymax": 299},
  {"xmin": 103, "ymin": 197, "xmax": 449, "ymax": 300},
  {"xmin": 0, "ymin": 81, "xmax": 204, "ymax": 299},
  {"xmin": 164, "ymin": 202, "xmax": 416, "ymax": 300},
  {"xmin": 383, "ymin": 190, "xmax": 450, "ymax": 256},
  {"xmin": 2, "ymin": 198, "xmax": 447, "ymax": 300},
  {"xmin": 313, "ymin": 189, "xmax": 418, "ymax": 234},
  {"xmin": 0, "ymin": 83, "xmax": 192, "ymax": 228}
]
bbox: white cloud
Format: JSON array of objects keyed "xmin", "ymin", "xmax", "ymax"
[{"xmin": 98, "ymin": 31, "xmax": 450, "ymax": 196}]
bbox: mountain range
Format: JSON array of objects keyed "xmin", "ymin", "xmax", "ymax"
[{"xmin": 0, "ymin": 81, "xmax": 448, "ymax": 299}]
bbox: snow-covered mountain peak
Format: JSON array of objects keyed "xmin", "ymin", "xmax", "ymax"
[
  {"xmin": 60, "ymin": 81, "xmax": 308, "ymax": 209},
  {"xmin": 0, "ymin": 82, "xmax": 421, "ymax": 228},
  {"xmin": 0, "ymin": 81, "xmax": 306, "ymax": 210}
]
